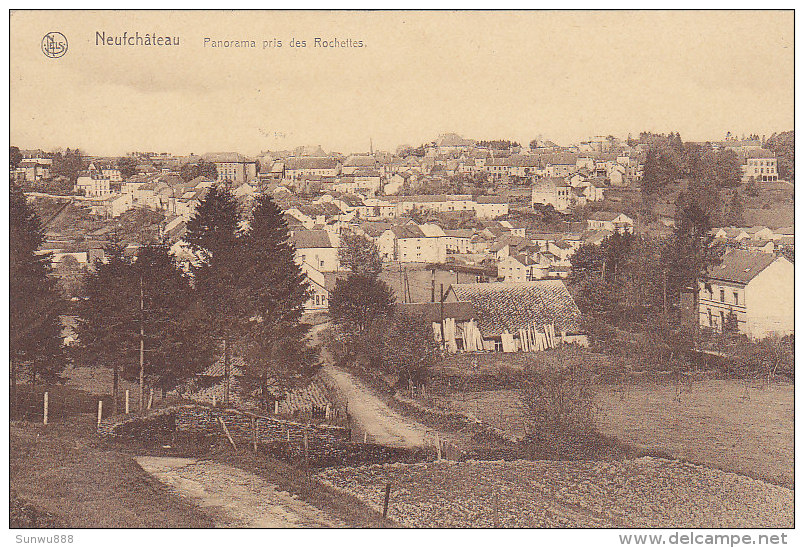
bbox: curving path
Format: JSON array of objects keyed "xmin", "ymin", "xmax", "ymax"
[
  {"xmin": 135, "ymin": 456, "xmax": 343, "ymax": 528},
  {"xmin": 310, "ymin": 323, "xmax": 431, "ymax": 449}
]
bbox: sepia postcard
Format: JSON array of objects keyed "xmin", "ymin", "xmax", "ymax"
[{"xmin": 7, "ymin": 8, "xmax": 795, "ymax": 544}]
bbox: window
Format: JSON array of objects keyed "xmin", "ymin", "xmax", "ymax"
[
  {"xmin": 720, "ymin": 289, "xmax": 725, "ymax": 302},
  {"xmin": 733, "ymin": 291, "xmax": 739, "ymax": 305},
  {"xmin": 720, "ymin": 311, "xmax": 725, "ymax": 328},
  {"xmin": 315, "ymin": 294, "xmax": 320, "ymax": 306},
  {"xmin": 708, "ymin": 308, "xmax": 713, "ymax": 327}
]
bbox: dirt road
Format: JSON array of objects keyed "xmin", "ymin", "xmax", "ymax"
[
  {"xmin": 310, "ymin": 323, "xmax": 430, "ymax": 449},
  {"xmin": 135, "ymin": 456, "xmax": 344, "ymax": 528},
  {"xmin": 322, "ymin": 366, "xmax": 430, "ymax": 448}
]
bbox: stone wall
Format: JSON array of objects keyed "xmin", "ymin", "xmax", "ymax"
[
  {"xmin": 174, "ymin": 405, "xmax": 351, "ymax": 448},
  {"xmin": 99, "ymin": 404, "xmax": 436, "ymax": 467}
]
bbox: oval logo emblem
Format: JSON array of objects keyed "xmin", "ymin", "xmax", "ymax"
[{"xmin": 42, "ymin": 32, "xmax": 68, "ymax": 58}]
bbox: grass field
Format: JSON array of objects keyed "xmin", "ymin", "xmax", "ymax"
[
  {"xmin": 433, "ymin": 346, "xmax": 612, "ymax": 379},
  {"xmin": 596, "ymin": 380, "xmax": 794, "ymax": 488},
  {"xmin": 433, "ymin": 379, "xmax": 793, "ymax": 488},
  {"xmin": 10, "ymin": 416, "xmax": 215, "ymax": 528}
]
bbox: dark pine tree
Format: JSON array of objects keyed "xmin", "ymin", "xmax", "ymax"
[
  {"xmin": 10, "ymin": 182, "xmax": 66, "ymax": 409},
  {"xmin": 241, "ymin": 194, "xmax": 318, "ymax": 409},
  {"xmin": 664, "ymin": 201, "xmax": 723, "ymax": 313},
  {"xmin": 77, "ymin": 240, "xmax": 139, "ymax": 414},
  {"xmin": 133, "ymin": 242, "xmax": 215, "ymax": 402},
  {"xmin": 185, "ymin": 184, "xmax": 248, "ymax": 406}
]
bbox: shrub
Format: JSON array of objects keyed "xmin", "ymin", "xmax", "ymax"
[{"xmin": 519, "ymin": 360, "xmax": 597, "ymax": 457}]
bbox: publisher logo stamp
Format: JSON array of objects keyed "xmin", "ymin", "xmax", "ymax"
[{"xmin": 42, "ymin": 32, "xmax": 68, "ymax": 58}]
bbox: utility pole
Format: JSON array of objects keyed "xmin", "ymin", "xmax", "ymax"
[
  {"xmin": 139, "ymin": 275, "xmax": 145, "ymax": 412},
  {"xmin": 440, "ymin": 283, "xmax": 445, "ymax": 343},
  {"xmin": 224, "ymin": 336, "xmax": 230, "ymax": 407}
]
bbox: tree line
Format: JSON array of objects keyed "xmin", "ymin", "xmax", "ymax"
[{"xmin": 10, "ymin": 181, "xmax": 315, "ymax": 415}]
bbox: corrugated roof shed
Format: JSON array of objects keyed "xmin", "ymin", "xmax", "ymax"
[{"xmin": 447, "ymin": 281, "xmax": 584, "ymax": 336}]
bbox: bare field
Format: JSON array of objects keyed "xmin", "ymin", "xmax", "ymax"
[
  {"xmin": 434, "ymin": 379, "xmax": 793, "ymax": 487},
  {"xmin": 317, "ymin": 458, "xmax": 793, "ymax": 528}
]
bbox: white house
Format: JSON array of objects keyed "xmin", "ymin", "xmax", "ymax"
[
  {"xmin": 497, "ymin": 253, "xmax": 550, "ymax": 282},
  {"xmin": 698, "ymin": 249, "xmax": 793, "ymax": 339},
  {"xmin": 301, "ymin": 262, "xmax": 330, "ymax": 311},
  {"xmin": 387, "ymin": 223, "xmax": 447, "ymax": 263},
  {"xmin": 473, "ymin": 195, "xmax": 509, "ymax": 218},
  {"xmin": 587, "ymin": 212, "xmax": 634, "ymax": 233},
  {"xmin": 291, "ymin": 229, "xmax": 340, "ymax": 272},
  {"xmin": 740, "ymin": 150, "xmax": 779, "ymax": 182},
  {"xmin": 531, "ymin": 177, "xmax": 573, "ymax": 212}
]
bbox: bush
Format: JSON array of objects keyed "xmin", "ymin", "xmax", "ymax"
[
  {"xmin": 519, "ymin": 360, "xmax": 597, "ymax": 457},
  {"xmin": 728, "ymin": 334, "xmax": 794, "ymax": 383}
]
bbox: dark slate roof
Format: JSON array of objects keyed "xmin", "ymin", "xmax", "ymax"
[
  {"xmin": 546, "ymin": 153, "xmax": 579, "ymax": 165},
  {"xmin": 476, "ymin": 195, "xmax": 507, "ymax": 204},
  {"xmin": 290, "ymin": 229, "xmax": 333, "ymax": 249},
  {"xmin": 705, "ymin": 249, "xmax": 778, "ymax": 284},
  {"xmin": 447, "ymin": 281, "xmax": 584, "ymax": 336},
  {"xmin": 391, "ymin": 225, "xmax": 426, "ymax": 238},
  {"xmin": 202, "ymin": 152, "xmax": 254, "ymax": 163},
  {"xmin": 391, "ymin": 301, "xmax": 476, "ymax": 323},
  {"xmin": 343, "ymin": 155, "xmax": 377, "ymax": 166},
  {"xmin": 742, "ymin": 148, "xmax": 777, "ymax": 159},
  {"xmin": 286, "ymin": 157, "xmax": 339, "ymax": 170}
]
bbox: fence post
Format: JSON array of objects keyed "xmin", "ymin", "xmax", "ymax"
[
  {"xmin": 383, "ymin": 482, "xmax": 392, "ymax": 518},
  {"xmin": 274, "ymin": 400, "xmax": 279, "ymax": 415},
  {"xmin": 125, "ymin": 390, "xmax": 130, "ymax": 414},
  {"xmin": 251, "ymin": 417, "xmax": 258, "ymax": 453},
  {"xmin": 97, "ymin": 400, "xmax": 103, "ymax": 428},
  {"xmin": 493, "ymin": 490, "xmax": 499, "ymax": 527},
  {"xmin": 147, "ymin": 388, "xmax": 154, "ymax": 411},
  {"xmin": 219, "ymin": 417, "xmax": 237, "ymax": 450},
  {"xmin": 43, "ymin": 392, "xmax": 49, "ymax": 426}
]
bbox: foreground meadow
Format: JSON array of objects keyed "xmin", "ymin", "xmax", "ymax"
[{"xmin": 437, "ymin": 379, "xmax": 793, "ymax": 488}]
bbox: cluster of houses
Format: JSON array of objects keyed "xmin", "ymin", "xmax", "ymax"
[
  {"xmin": 17, "ymin": 134, "xmax": 794, "ymax": 356},
  {"xmin": 711, "ymin": 225, "xmax": 794, "ymax": 255}
]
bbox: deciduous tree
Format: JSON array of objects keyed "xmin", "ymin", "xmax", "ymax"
[{"xmin": 338, "ymin": 230, "xmax": 383, "ymax": 277}]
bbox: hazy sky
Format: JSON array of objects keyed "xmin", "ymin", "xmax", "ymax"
[{"xmin": 10, "ymin": 10, "xmax": 794, "ymax": 156}]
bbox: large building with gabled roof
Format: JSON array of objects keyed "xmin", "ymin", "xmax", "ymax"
[{"xmin": 698, "ymin": 249, "xmax": 793, "ymax": 338}]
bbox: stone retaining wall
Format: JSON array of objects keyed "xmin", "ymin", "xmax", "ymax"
[
  {"xmin": 175, "ymin": 405, "xmax": 351, "ymax": 447},
  {"xmin": 99, "ymin": 404, "xmax": 437, "ymax": 467}
]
